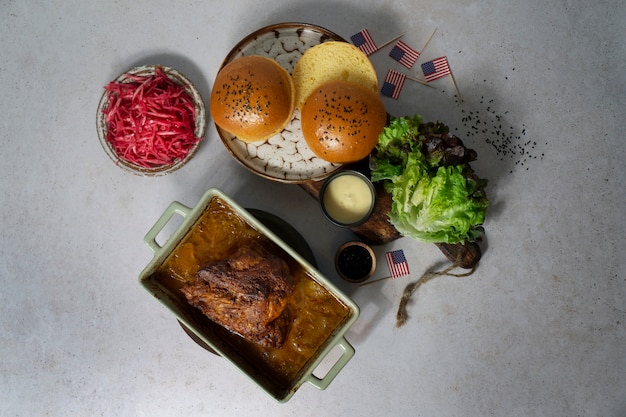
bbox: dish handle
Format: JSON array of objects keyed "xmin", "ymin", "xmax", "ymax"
[
  {"xmin": 143, "ymin": 201, "xmax": 191, "ymax": 255},
  {"xmin": 304, "ymin": 337, "xmax": 355, "ymax": 391}
]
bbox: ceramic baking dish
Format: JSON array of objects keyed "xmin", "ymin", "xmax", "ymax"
[{"xmin": 138, "ymin": 188, "xmax": 360, "ymax": 402}]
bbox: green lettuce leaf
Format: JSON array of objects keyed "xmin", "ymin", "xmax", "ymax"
[{"xmin": 370, "ymin": 116, "xmax": 488, "ymax": 244}]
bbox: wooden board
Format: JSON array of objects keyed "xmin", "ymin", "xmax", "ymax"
[{"xmin": 300, "ymin": 162, "xmax": 482, "ymax": 269}]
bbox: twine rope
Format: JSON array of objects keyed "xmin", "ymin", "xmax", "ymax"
[{"xmin": 395, "ymin": 257, "xmax": 476, "ymax": 327}]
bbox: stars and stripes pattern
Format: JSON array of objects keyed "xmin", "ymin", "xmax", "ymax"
[
  {"xmin": 389, "ymin": 40, "xmax": 420, "ymax": 69},
  {"xmin": 386, "ymin": 249, "xmax": 410, "ymax": 279},
  {"xmin": 350, "ymin": 29, "xmax": 378, "ymax": 56},
  {"xmin": 380, "ymin": 69, "xmax": 407, "ymax": 100},
  {"xmin": 421, "ymin": 56, "xmax": 451, "ymax": 82}
]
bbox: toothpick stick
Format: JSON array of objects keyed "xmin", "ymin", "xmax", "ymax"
[
  {"xmin": 359, "ymin": 276, "xmax": 393, "ymax": 287},
  {"xmin": 406, "ymin": 74, "xmax": 435, "ymax": 88},
  {"xmin": 377, "ymin": 33, "xmax": 405, "ymax": 50},
  {"xmin": 449, "ymin": 71, "xmax": 463, "ymax": 102},
  {"xmin": 419, "ymin": 28, "xmax": 437, "ymax": 55}
]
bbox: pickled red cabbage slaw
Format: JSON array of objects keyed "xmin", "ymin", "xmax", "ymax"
[{"xmin": 102, "ymin": 67, "xmax": 202, "ymax": 168}]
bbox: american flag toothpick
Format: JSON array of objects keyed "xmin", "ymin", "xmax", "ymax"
[
  {"xmin": 350, "ymin": 28, "xmax": 404, "ymax": 56},
  {"xmin": 380, "ymin": 69, "xmax": 407, "ymax": 99},
  {"xmin": 421, "ymin": 56, "xmax": 463, "ymax": 102},
  {"xmin": 421, "ymin": 56, "xmax": 451, "ymax": 82},
  {"xmin": 389, "ymin": 40, "xmax": 420, "ymax": 69},
  {"xmin": 386, "ymin": 249, "xmax": 410, "ymax": 278},
  {"xmin": 388, "ymin": 28, "xmax": 437, "ymax": 69},
  {"xmin": 360, "ymin": 249, "xmax": 411, "ymax": 286},
  {"xmin": 381, "ymin": 69, "xmax": 433, "ymax": 100}
]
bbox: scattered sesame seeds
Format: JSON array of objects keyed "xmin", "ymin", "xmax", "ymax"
[{"xmin": 452, "ymin": 75, "xmax": 546, "ymax": 174}]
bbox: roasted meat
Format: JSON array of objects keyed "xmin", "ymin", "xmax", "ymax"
[{"xmin": 180, "ymin": 241, "xmax": 294, "ymax": 348}]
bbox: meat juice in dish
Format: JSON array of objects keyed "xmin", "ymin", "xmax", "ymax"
[{"xmin": 150, "ymin": 197, "xmax": 351, "ymax": 389}]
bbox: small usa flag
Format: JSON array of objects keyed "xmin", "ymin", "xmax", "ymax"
[
  {"xmin": 386, "ymin": 249, "xmax": 410, "ymax": 279},
  {"xmin": 350, "ymin": 29, "xmax": 378, "ymax": 56},
  {"xmin": 380, "ymin": 69, "xmax": 407, "ymax": 100},
  {"xmin": 389, "ymin": 40, "xmax": 420, "ymax": 69},
  {"xmin": 421, "ymin": 56, "xmax": 451, "ymax": 82}
]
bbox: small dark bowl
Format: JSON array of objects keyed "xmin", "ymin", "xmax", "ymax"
[{"xmin": 335, "ymin": 241, "xmax": 376, "ymax": 283}]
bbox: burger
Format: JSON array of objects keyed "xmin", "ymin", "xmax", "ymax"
[{"xmin": 210, "ymin": 55, "xmax": 295, "ymax": 142}]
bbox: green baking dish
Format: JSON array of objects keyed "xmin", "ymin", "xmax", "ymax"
[{"xmin": 138, "ymin": 188, "xmax": 360, "ymax": 402}]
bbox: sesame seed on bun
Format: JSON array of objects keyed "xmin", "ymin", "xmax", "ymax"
[
  {"xmin": 210, "ymin": 55, "xmax": 295, "ymax": 143},
  {"xmin": 301, "ymin": 80, "xmax": 387, "ymax": 164}
]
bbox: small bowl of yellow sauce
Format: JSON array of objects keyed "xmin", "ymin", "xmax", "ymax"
[{"xmin": 319, "ymin": 170, "xmax": 376, "ymax": 227}]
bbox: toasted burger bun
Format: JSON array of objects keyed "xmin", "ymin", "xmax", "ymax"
[
  {"xmin": 292, "ymin": 41, "xmax": 378, "ymax": 110},
  {"xmin": 301, "ymin": 80, "xmax": 387, "ymax": 164},
  {"xmin": 210, "ymin": 55, "xmax": 295, "ymax": 142}
]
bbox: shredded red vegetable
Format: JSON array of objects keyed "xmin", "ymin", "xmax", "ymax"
[{"xmin": 102, "ymin": 67, "xmax": 202, "ymax": 169}]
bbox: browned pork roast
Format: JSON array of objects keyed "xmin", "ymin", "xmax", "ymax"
[{"xmin": 180, "ymin": 241, "xmax": 294, "ymax": 348}]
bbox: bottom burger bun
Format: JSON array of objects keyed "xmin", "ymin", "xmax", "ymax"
[
  {"xmin": 301, "ymin": 80, "xmax": 387, "ymax": 164},
  {"xmin": 210, "ymin": 55, "xmax": 295, "ymax": 143}
]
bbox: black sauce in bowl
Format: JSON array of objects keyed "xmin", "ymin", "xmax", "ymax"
[{"xmin": 335, "ymin": 242, "xmax": 375, "ymax": 283}]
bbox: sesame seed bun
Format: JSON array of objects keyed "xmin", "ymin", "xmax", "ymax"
[
  {"xmin": 210, "ymin": 55, "xmax": 295, "ymax": 143},
  {"xmin": 301, "ymin": 80, "xmax": 387, "ymax": 164}
]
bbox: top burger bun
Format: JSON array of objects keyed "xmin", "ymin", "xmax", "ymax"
[
  {"xmin": 301, "ymin": 80, "xmax": 387, "ymax": 164},
  {"xmin": 210, "ymin": 55, "xmax": 295, "ymax": 142},
  {"xmin": 292, "ymin": 41, "xmax": 378, "ymax": 110}
]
